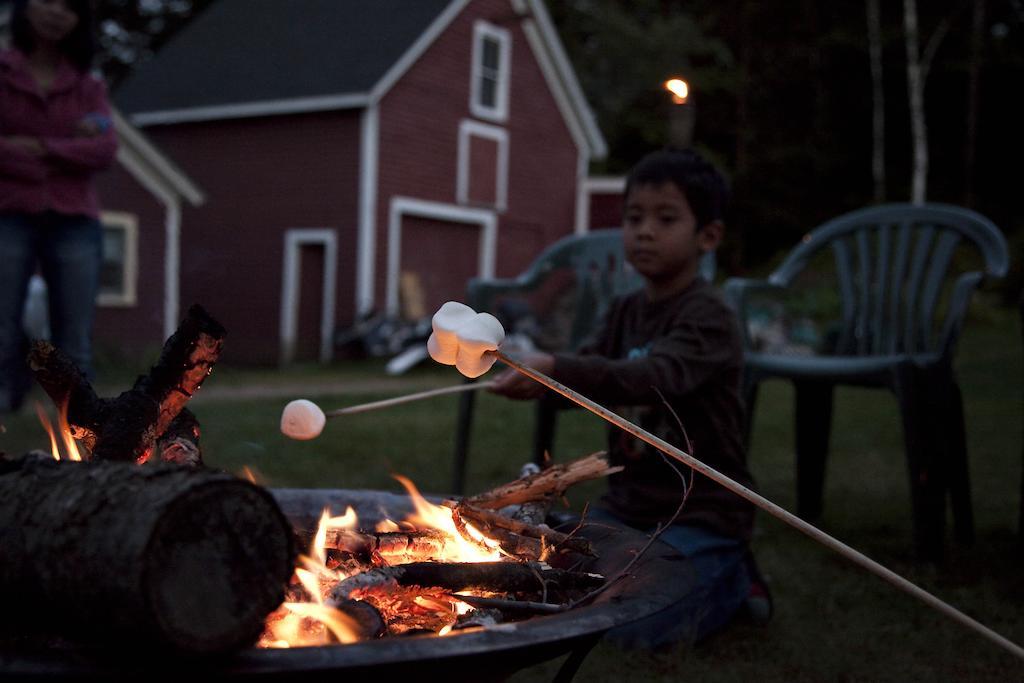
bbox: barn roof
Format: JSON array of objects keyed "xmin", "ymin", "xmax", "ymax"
[
  {"xmin": 114, "ymin": 0, "xmax": 453, "ymax": 120},
  {"xmin": 113, "ymin": 0, "xmax": 606, "ymax": 158}
]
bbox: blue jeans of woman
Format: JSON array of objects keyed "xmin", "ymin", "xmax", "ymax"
[
  {"xmin": 0, "ymin": 211, "xmax": 101, "ymax": 411},
  {"xmin": 587, "ymin": 507, "xmax": 752, "ymax": 649}
]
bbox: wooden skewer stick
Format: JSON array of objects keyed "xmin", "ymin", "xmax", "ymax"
[
  {"xmin": 492, "ymin": 350, "xmax": 1024, "ymax": 661},
  {"xmin": 324, "ymin": 381, "xmax": 495, "ymax": 417}
]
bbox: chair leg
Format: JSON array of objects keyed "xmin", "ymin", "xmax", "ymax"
[
  {"xmin": 533, "ymin": 395, "xmax": 559, "ymax": 465},
  {"xmin": 945, "ymin": 380, "xmax": 974, "ymax": 546},
  {"xmin": 794, "ymin": 381, "xmax": 833, "ymax": 522},
  {"xmin": 742, "ymin": 373, "xmax": 759, "ymax": 451},
  {"xmin": 452, "ymin": 388, "xmax": 477, "ymax": 495},
  {"xmin": 895, "ymin": 363, "xmax": 947, "ymax": 562}
]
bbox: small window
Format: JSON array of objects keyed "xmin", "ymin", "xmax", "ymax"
[
  {"xmin": 470, "ymin": 21, "xmax": 510, "ymax": 122},
  {"xmin": 97, "ymin": 211, "xmax": 138, "ymax": 307}
]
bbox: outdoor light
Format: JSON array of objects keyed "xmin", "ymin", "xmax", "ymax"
[{"xmin": 664, "ymin": 78, "xmax": 689, "ymax": 104}]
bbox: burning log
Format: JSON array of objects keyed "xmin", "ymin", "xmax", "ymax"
[
  {"xmin": 465, "ymin": 451, "xmax": 622, "ymax": 510},
  {"xmin": 329, "ymin": 561, "xmax": 604, "ymax": 604},
  {"xmin": 304, "ymin": 527, "xmax": 454, "ymax": 565},
  {"xmin": 0, "ymin": 458, "xmax": 294, "ymax": 654},
  {"xmin": 449, "ymin": 502, "xmax": 594, "ymax": 557},
  {"xmin": 28, "ymin": 304, "xmax": 225, "ymax": 464}
]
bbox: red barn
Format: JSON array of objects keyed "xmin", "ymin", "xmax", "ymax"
[{"xmin": 107, "ymin": 0, "xmax": 606, "ymax": 364}]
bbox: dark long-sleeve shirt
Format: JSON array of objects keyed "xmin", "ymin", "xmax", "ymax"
[{"xmin": 552, "ymin": 278, "xmax": 755, "ymax": 541}]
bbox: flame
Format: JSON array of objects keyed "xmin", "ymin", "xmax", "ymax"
[
  {"xmin": 393, "ymin": 474, "xmax": 502, "ymax": 563},
  {"xmin": 261, "ymin": 602, "xmax": 362, "ymax": 647},
  {"xmin": 260, "ymin": 477, "xmax": 507, "ymax": 648},
  {"xmin": 241, "ymin": 466, "xmax": 265, "ymax": 485},
  {"xmin": 35, "ymin": 403, "xmax": 60, "ymax": 460},
  {"xmin": 664, "ymin": 77, "xmax": 689, "ymax": 104},
  {"xmin": 35, "ymin": 401, "xmax": 84, "ymax": 461}
]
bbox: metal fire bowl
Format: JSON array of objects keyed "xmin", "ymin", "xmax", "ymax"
[{"xmin": 0, "ymin": 488, "xmax": 694, "ymax": 681}]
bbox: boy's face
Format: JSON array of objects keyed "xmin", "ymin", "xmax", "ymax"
[{"xmin": 623, "ymin": 181, "xmax": 714, "ymax": 286}]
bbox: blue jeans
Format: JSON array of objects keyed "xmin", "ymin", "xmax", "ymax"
[
  {"xmin": 0, "ymin": 211, "xmax": 101, "ymax": 410},
  {"xmin": 588, "ymin": 508, "xmax": 752, "ymax": 649}
]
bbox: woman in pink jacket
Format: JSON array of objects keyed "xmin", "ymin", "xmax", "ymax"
[{"xmin": 0, "ymin": 0, "xmax": 117, "ymax": 413}]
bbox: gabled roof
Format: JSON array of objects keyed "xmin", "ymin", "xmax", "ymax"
[
  {"xmin": 113, "ymin": 0, "xmax": 605, "ymax": 158},
  {"xmin": 114, "ymin": 0, "xmax": 455, "ymax": 121}
]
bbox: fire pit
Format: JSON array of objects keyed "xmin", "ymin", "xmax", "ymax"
[{"xmin": 0, "ymin": 487, "xmax": 694, "ymax": 681}]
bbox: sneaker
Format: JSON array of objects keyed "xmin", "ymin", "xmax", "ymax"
[{"xmin": 742, "ymin": 551, "xmax": 773, "ymax": 625}]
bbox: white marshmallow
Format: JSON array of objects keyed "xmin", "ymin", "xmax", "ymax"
[
  {"xmin": 454, "ymin": 312, "xmax": 505, "ymax": 378},
  {"xmin": 280, "ymin": 399, "xmax": 326, "ymax": 440},
  {"xmin": 428, "ymin": 301, "xmax": 478, "ymax": 365}
]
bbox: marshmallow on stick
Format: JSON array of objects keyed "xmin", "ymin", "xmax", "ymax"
[
  {"xmin": 280, "ymin": 382, "xmax": 498, "ymax": 440},
  {"xmin": 427, "ymin": 300, "xmax": 1024, "ymax": 661}
]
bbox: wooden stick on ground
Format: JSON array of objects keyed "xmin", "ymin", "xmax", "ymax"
[{"xmin": 492, "ymin": 350, "xmax": 1024, "ymax": 661}]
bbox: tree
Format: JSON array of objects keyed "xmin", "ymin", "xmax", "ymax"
[
  {"xmin": 867, "ymin": 0, "xmax": 886, "ymax": 203},
  {"xmin": 94, "ymin": 0, "xmax": 213, "ymax": 84}
]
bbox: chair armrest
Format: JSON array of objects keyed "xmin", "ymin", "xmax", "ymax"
[
  {"xmin": 723, "ymin": 278, "xmax": 787, "ymax": 348},
  {"xmin": 938, "ymin": 271, "xmax": 984, "ymax": 359},
  {"xmin": 466, "ymin": 256, "xmax": 559, "ymax": 310}
]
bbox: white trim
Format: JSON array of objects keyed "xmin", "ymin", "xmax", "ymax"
[
  {"xmin": 370, "ymin": 0, "xmax": 470, "ymax": 103},
  {"xmin": 578, "ymin": 176, "xmax": 626, "ymax": 234},
  {"xmin": 114, "ymin": 150, "xmax": 181, "ymax": 339},
  {"xmin": 130, "ymin": 93, "xmax": 370, "ymax": 127},
  {"xmin": 112, "ymin": 110, "xmax": 204, "ymax": 205},
  {"xmin": 574, "ymin": 150, "xmax": 589, "ymax": 235},
  {"xmin": 279, "ymin": 229, "xmax": 338, "ymax": 365},
  {"xmin": 356, "ymin": 104, "xmax": 380, "ymax": 316},
  {"xmin": 456, "ymin": 119, "xmax": 509, "ymax": 211},
  {"xmin": 584, "ymin": 176, "xmax": 626, "ymax": 194},
  {"xmin": 469, "ymin": 20, "xmax": 512, "ymax": 123},
  {"xmin": 525, "ymin": 0, "xmax": 607, "ymax": 159},
  {"xmin": 520, "ymin": 19, "xmax": 589, "ymax": 160},
  {"xmin": 385, "ymin": 197, "xmax": 496, "ymax": 317},
  {"xmin": 96, "ymin": 211, "xmax": 139, "ymax": 307}
]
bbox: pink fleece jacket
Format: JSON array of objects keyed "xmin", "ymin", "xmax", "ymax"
[{"xmin": 0, "ymin": 48, "xmax": 118, "ymax": 219}]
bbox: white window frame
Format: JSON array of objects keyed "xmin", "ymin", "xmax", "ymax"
[
  {"xmin": 456, "ymin": 119, "xmax": 509, "ymax": 211},
  {"xmin": 469, "ymin": 20, "xmax": 511, "ymax": 123},
  {"xmin": 279, "ymin": 228, "xmax": 338, "ymax": 365},
  {"xmin": 97, "ymin": 211, "xmax": 139, "ymax": 307}
]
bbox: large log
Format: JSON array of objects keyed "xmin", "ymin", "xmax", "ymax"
[{"xmin": 0, "ymin": 457, "xmax": 294, "ymax": 654}]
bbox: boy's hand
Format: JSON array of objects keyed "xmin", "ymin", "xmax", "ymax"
[{"xmin": 489, "ymin": 351, "xmax": 555, "ymax": 400}]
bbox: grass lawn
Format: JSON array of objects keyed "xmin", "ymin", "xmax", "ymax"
[{"xmin": 1, "ymin": 305, "xmax": 1021, "ymax": 681}]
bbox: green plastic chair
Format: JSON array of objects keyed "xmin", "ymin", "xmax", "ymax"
[
  {"xmin": 450, "ymin": 228, "xmax": 713, "ymax": 494},
  {"xmin": 723, "ymin": 203, "xmax": 1009, "ymax": 560}
]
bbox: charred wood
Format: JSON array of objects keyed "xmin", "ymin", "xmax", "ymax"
[
  {"xmin": 452, "ymin": 593, "xmax": 569, "ymax": 616},
  {"xmin": 329, "ymin": 561, "xmax": 604, "ymax": 604},
  {"xmin": 296, "ymin": 527, "xmax": 453, "ymax": 565},
  {"xmin": 465, "ymin": 451, "xmax": 621, "ymax": 510},
  {"xmin": 28, "ymin": 304, "xmax": 225, "ymax": 464},
  {"xmin": 451, "ymin": 502, "xmax": 594, "ymax": 557},
  {"xmin": 0, "ymin": 458, "xmax": 294, "ymax": 654}
]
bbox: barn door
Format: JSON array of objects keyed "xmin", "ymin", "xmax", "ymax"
[{"xmin": 280, "ymin": 229, "xmax": 337, "ymax": 365}]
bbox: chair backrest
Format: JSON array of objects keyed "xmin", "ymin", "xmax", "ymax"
[
  {"xmin": 770, "ymin": 203, "xmax": 1008, "ymax": 357},
  {"xmin": 466, "ymin": 229, "xmax": 715, "ymax": 352}
]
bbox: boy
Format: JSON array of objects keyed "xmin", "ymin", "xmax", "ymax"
[{"xmin": 489, "ymin": 148, "xmax": 767, "ymax": 647}]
